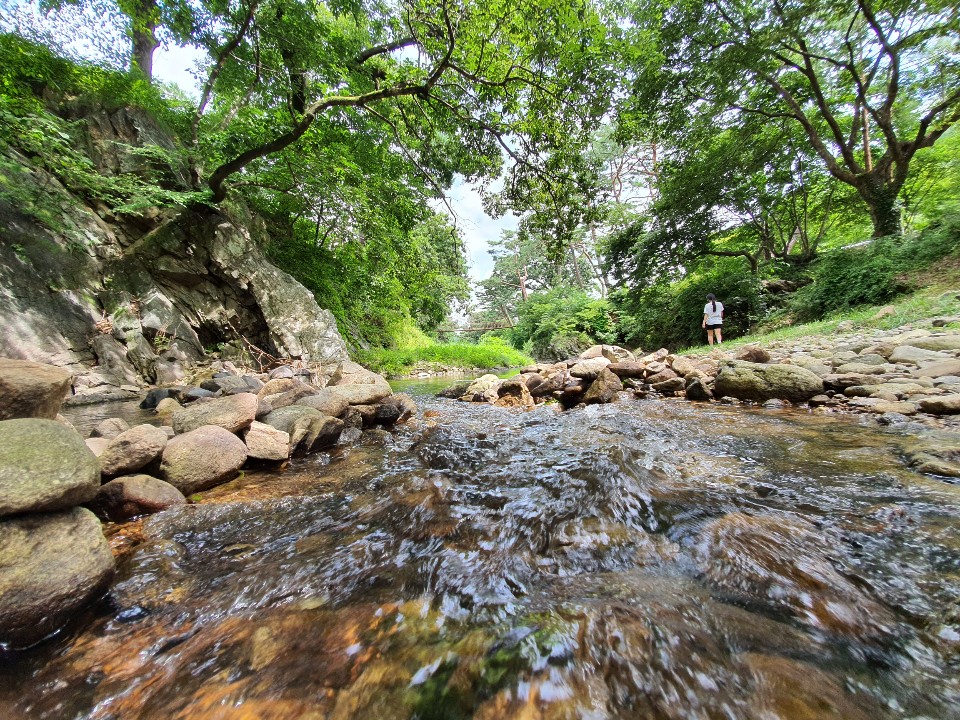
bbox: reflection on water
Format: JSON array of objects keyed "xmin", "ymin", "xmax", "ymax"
[{"xmin": 4, "ymin": 383, "xmax": 960, "ymax": 719}]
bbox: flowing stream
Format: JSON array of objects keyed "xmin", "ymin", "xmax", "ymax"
[{"xmin": 2, "ymin": 380, "xmax": 960, "ymax": 719}]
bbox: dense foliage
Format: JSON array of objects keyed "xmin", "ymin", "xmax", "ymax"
[{"xmin": 2, "ymin": 0, "xmax": 959, "ymax": 361}]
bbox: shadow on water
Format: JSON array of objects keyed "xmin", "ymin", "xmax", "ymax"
[{"xmin": 4, "ymin": 382, "xmax": 960, "ymax": 719}]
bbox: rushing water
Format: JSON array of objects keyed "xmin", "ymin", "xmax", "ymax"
[{"xmin": 3, "ymin": 382, "xmax": 960, "ymax": 719}]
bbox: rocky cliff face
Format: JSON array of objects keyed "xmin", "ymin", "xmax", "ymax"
[{"xmin": 0, "ymin": 106, "xmax": 349, "ymax": 399}]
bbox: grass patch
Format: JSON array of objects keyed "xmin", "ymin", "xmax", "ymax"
[
  {"xmin": 678, "ymin": 285, "xmax": 960, "ymax": 355},
  {"xmin": 356, "ymin": 337, "xmax": 534, "ymax": 377}
]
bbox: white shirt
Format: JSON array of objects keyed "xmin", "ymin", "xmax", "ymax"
[{"xmin": 703, "ymin": 301, "xmax": 724, "ymax": 324}]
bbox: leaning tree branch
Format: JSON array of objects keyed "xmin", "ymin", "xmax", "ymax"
[{"xmin": 206, "ymin": 3, "xmax": 457, "ymax": 203}]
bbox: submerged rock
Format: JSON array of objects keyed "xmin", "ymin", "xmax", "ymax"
[{"xmin": 695, "ymin": 512, "xmax": 896, "ymax": 639}]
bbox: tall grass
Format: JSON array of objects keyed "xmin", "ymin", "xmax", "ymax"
[{"xmin": 356, "ymin": 337, "xmax": 534, "ymax": 377}]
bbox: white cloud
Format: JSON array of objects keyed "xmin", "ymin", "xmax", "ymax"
[
  {"xmin": 153, "ymin": 44, "xmax": 205, "ymax": 101},
  {"xmin": 439, "ymin": 178, "xmax": 517, "ymax": 282}
]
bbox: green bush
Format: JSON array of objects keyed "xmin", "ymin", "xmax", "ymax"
[
  {"xmin": 508, "ymin": 289, "xmax": 618, "ymax": 361},
  {"xmin": 788, "ymin": 219, "xmax": 960, "ymax": 321},
  {"xmin": 612, "ymin": 257, "xmax": 766, "ymax": 351}
]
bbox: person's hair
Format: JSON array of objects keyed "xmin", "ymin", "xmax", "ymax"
[{"xmin": 707, "ymin": 293, "xmax": 716, "ymax": 311}]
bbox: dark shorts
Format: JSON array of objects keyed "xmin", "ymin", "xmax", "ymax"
[{"xmin": 705, "ymin": 324, "xmax": 722, "ymax": 330}]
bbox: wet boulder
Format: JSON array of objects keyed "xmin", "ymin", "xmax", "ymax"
[
  {"xmin": 582, "ymin": 367, "xmax": 623, "ymax": 404},
  {"xmin": 0, "ymin": 419, "xmax": 100, "ymax": 517},
  {"xmin": 685, "ymin": 376, "xmax": 714, "ymax": 402},
  {"xmin": 714, "ymin": 360, "xmax": 823, "ymax": 403},
  {"xmin": 0, "ymin": 358, "xmax": 72, "ymax": 420},
  {"xmin": 140, "ymin": 388, "xmax": 181, "ymax": 410},
  {"xmin": 88, "ymin": 474, "xmax": 186, "ymax": 521},
  {"xmin": 460, "ymin": 374, "xmax": 502, "ymax": 403},
  {"xmin": 159, "ymin": 425, "xmax": 248, "ymax": 494},
  {"xmin": 172, "ymin": 392, "xmax": 259, "ymax": 435},
  {"xmin": 243, "ymin": 421, "xmax": 291, "ymax": 461},
  {"xmin": 529, "ymin": 370, "xmax": 567, "ymax": 397},
  {"xmin": 200, "ymin": 374, "xmax": 264, "ymax": 395},
  {"xmin": 98, "ymin": 423, "xmax": 169, "ymax": 478},
  {"xmin": 0, "ymin": 507, "xmax": 114, "ymax": 647},
  {"xmin": 494, "ymin": 377, "xmax": 535, "ymax": 409},
  {"xmin": 436, "ymin": 381, "xmax": 471, "ymax": 399},
  {"xmin": 376, "ymin": 393, "xmax": 418, "ymax": 423}
]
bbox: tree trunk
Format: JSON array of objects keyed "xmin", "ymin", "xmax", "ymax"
[
  {"xmin": 855, "ymin": 174, "xmax": 903, "ymax": 238},
  {"xmin": 130, "ymin": 0, "xmax": 159, "ymax": 80}
]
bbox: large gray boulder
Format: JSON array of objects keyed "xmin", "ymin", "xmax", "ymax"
[
  {"xmin": 714, "ymin": 360, "xmax": 823, "ymax": 403},
  {"xmin": 171, "ymin": 392, "xmax": 259, "ymax": 435},
  {"xmin": 159, "ymin": 425, "xmax": 248, "ymax": 494},
  {"xmin": 261, "ymin": 406, "xmax": 343, "ymax": 452},
  {"xmin": 0, "ymin": 507, "xmax": 114, "ymax": 647},
  {"xmin": 98, "ymin": 423, "xmax": 169, "ymax": 478},
  {"xmin": 0, "ymin": 358, "xmax": 72, "ymax": 420},
  {"xmin": 0, "ymin": 111, "xmax": 350, "ymax": 389},
  {"xmin": 0, "ymin": 419, "xmax": 100, "ymax": 517},
  {"xmin": 295, "ymin": 390, "xmax": 351, "ymax": 417},
  {"xmin": 88, "ymin": 474, "xmax": 186, "ymax": 521}
]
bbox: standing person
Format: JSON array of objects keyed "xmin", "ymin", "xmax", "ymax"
[{"xmin": 702, "ymin": 293, "xmax": 724, "ymax": 345}]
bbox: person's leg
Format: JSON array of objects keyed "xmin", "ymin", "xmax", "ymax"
[
  {"xmin": 715, "ymin": 327, "xmax": 722, "ymax": 344},
  {"xmin": 706, "ymin": 328, "xmax": 714, "ymax": 346}
]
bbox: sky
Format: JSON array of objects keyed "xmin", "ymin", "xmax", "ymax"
[{"xmin": 152, "ymin": 46, "xmax": 515, "ymax": 284}]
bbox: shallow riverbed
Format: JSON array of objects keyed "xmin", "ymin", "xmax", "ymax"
[{"xmin": 3, "ymin": 383, "xmax": 960, "ymax": 719}]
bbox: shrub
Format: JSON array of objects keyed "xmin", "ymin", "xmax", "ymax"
[
  {"xmin": 612, "ymin": 257, "xmax": 766, "ymax": 351},
  {"xmin": 508, "ymin": 289, "xmax": 618, "ymax": 361}
]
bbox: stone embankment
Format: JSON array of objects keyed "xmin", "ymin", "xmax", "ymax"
[
  {"xmin": 451, "ymin": 325, "xmax": 960, "ymax": 477},
  {"xmin": 0, "ymin": 356, "xmax": 414, "ymax": 648}
]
